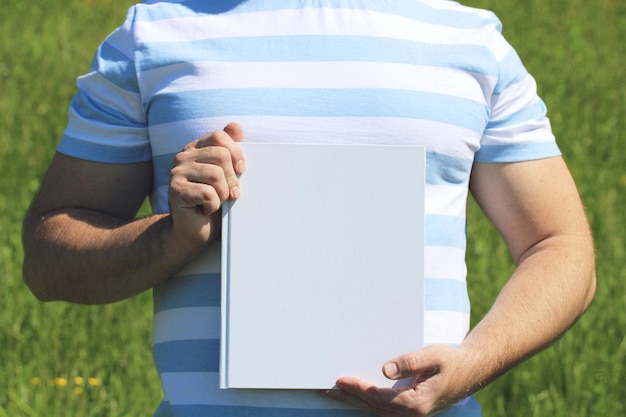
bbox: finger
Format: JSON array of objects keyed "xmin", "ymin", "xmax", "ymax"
[
  {"xmin": 179, "ymin": 142, "xmax": 241, "ymax": 200},
  {"xmin": 335, "ymin": 377, "xmax": 402, "ymax": 404},
  {"xmin": 188, "ymin": 161, "xmax": 234, "ymax": 202},
  {"xmin": 383, "ymin": 346, "xmax": 445, "ymax": 381},
  {"xmin": 223, "ymin": 121, "xmax": 245, "ymax": 143},
  {"xmin": 327, "ymin": 378, "xmax": 413, "ymax": 416},
  {"xmin": 195, "ymin": 146, "xmax": 242, "ymax": 200},
  {"xmin": 197, "ymin": 129, "xmax": 245, "ymax": 198},
  {"xmin": 178, "ymin": 183, "xmax": 223, "ymax": 215},
  {"xmin": 170, "ymin": 149, "xmax": 235, "ymax": 201},
  {"xmin": 222, "ymin": 122, "xmax": 247, "ymax": 175},
  {"xmin": 169, "ymin": 170, "xmax": 225, "ymax": 214},
  {"xmin": 197, "ymin": 125, "xmax": 246, "ymax": 175},
  {"xmin": 321, "ymin": 379, "xmax": 375, "ymax": 414}
]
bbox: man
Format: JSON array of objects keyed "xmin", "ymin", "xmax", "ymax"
[{"xmin": 22, "ymin": 1, "xmax": 595, "ymax": 416}]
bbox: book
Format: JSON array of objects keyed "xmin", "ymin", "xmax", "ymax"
[{"xmin": 221, "ymin": 142, "xmax": 425, "ymax": 389}]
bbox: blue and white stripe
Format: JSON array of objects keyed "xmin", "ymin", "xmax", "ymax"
[{"xmin": 57, "ymin": 1, "xmax": 560, "ymax": 416}]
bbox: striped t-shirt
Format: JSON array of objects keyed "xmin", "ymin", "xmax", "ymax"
[{"xmin": 57, "ymin": 1, "xmax": 560, "ymax": 416}]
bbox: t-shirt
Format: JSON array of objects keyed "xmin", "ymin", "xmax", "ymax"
[{"xmin": 57, "ymin": 1, "xmax": 560, "ymax": 416}]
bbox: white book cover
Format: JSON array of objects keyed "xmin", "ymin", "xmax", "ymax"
[{"xmin": 221, "ymin": 143, "xmax": 425, "ymax": 389}]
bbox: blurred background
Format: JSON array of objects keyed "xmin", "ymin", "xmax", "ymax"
[{"xmin": 1, "ymin": 0, "xmax": 624, "ymax": 415}]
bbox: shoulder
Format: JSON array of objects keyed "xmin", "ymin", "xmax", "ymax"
[{"xmin": 416, "ymin": 0, "xmax": 503, "ymax": 30}]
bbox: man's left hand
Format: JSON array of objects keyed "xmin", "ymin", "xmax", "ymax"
[{"xmin": 321, "ymin": 344, "xmax": 475, "ymax": 417}]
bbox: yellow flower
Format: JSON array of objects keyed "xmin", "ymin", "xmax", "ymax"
[
  {"xmin": 74, "ymin": 387, "xmax": 84, "ymax": 395},
  {"xmin": 31, "ymin": 377, "xmax": 42, "ymax": 385},
  {"xmin": 87, "ymin": 377, "xmax": 101, "ymax": 387},
  {"xmin": 54, "ymin": 377, "xmax": 68, "ymax": 387},
  {"xmin": 74, "ymin": 376, "xmax": 84, "ymax": 385}
]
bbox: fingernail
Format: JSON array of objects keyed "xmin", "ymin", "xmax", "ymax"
[
  {"xmin": 383, "ymin": 362, "xmax": 399, "ymax": 379},
  {"xmin": 236, "ymin": 159, "xmax": 246, "ymax": 174},
  {"xmin": 231, "ymin": 185, "xmax": 241, "ymax": 199}
]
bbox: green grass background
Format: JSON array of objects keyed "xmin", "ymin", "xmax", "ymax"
[{"xmin": 0, "ymin": 0, "xmax": 624, "ymax": 415}]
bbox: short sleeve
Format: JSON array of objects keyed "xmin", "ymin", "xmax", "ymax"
[
  {"xmin": 57, "ymin": 6, "xmax": 151, "ymax": 163},
  {"xmin": 475, "ymin": 32, "xmax": 560, "ymax": 163}
]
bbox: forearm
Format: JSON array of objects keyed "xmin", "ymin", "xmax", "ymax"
[
  {"xmin": 22, "ymin": 208, "xmax": 207, "ymax": 304},
  {"xmin": 457, "ymin": 233, "xmax": 596, "ymax": 394}
]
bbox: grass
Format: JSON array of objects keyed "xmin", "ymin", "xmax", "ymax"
[
  {"xmin": 1, "ymin": 0, "xmax": 624, "ymax": 416},
  {"xmin": 466, "ymin": 0, "xmax": 626, "ymax": 415},
  {"xmin": 0, "ymin": 1, "xmax": 161, "ymax": 416}
]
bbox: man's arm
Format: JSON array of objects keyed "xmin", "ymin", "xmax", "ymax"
[
  {"xmin": 457, "ymin": 156, "xmax": 596, "ymax": 387},
  {"xmin": 22, "ymin": 153, "xmax": 188, "ymax": 304},
  {"xmin": 22, "ymin": 123, "xmax": 246, "ymax": 305},
  {"xmin": 322, "ymin": 156, "xmax": 596, "ymax": 416}
]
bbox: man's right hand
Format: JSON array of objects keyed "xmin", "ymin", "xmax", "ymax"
[{"xmin": 168, "ymin": 122, "xmax": 247, "ymax": 248}]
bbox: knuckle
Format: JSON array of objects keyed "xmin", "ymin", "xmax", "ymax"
[
  {"xmin": 403, "ymin": 354, "xmax": 420, "ymax": 372},
  {"xmin": 173, "ymin": 145, "xmax": 194, "ymax": 164},
  {"xmin": 169, "ymin": 165, "xmax": 184, "ymax": 179},
  {"xmin": 200, "ymin": 193, "xmax": 221, "ymax": 213},
  {"xmin": 212, "ymin": 145, "xmax": 232, "ymax": 163},
  {"xmin": 214, "ymin": 183, "xmax": 231, "ymax": 201},
  {"xmin": 181, "ymin": 141, "xmax": 196, "ymax": 152},
  {"xmin": 225, "ymin": 172, "xmax": 240, "ymax": 187},
  {"xmin": 199, "ymin": 178, "xmax": 228, "ymax": 202},
  {"xmin": 168, "ymin": 175, "xmax": 186, "ymax": 194},
  {"xmin": 198, "ymin": 129, "xmax": 229, "ymax": 148},
  {"xmin": 212, "ymin": 129, "xmax": 231, "ymax": 144}
]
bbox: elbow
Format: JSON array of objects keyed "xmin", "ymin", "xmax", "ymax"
[
  {"xmin": 582, "ymin": 269, "xmax": 597, "ymax": 313},
  {"xmin": 577, "ymin": 238, "xmax": 596, "ymax": 315},
  {"xmin": 22, "ymin": 212, "xmax": 59, "ymax": 302},
  {"xmin": 22, "ymin": 258, "xmax": 55, "ymax": 302},
  {"xmin": 22, "ymin": 252, "xmax": 106, "ymax": 306},
  {"xmin": 583, "ymin": 237, "xmax": 597, "ymax": 312},
  {"xmin": 22, "ymin": 215, "xmax": 51, "ymax": 301},
  {"xmin": 22, "ymin": 235, "xmax": 60, "ymax": 302}
]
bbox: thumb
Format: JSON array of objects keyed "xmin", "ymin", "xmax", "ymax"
[
  {"xmin": 224, "ymin": 122, "xmax": 245, "ymax": 143},
  {"xmin": 383, "ymin": 347, "xmax": 444, "ymax": 381}
]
